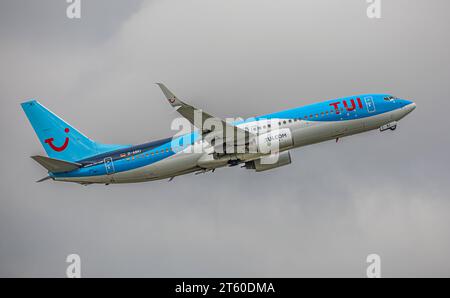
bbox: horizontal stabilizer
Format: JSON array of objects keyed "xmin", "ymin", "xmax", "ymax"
[
  {"xmin": 36, "ymin": 176, "xmax": 52, "ymax": 183},
  {"xmin": 31, "ymin": 155, "xmax": 82, "ymax": 173}
]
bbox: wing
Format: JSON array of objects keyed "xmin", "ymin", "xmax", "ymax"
[{"xmin": 156, "ymin": 83, "xmax": 253, "ymax": 148}]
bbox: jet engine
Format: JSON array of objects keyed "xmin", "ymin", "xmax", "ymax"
[{"xmin": 244, "ymin": 151, "xmax": 292, "ymax": 172}]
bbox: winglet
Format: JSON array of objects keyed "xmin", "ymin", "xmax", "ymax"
[{"xmin": 156, "ymin": 83, "xmax": 183, "ymax": 107}]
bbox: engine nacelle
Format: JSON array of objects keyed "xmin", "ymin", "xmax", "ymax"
[
  {"xmin": 245, "ymin": 151, "xmax": 292, "ymax": 172},
  {"xmin": 255, "ymin": 128, "xmax": 293, "ymax": 154}
]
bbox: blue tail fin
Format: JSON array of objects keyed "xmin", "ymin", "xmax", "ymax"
[{"xmin": 21, "ymin": 100, "xmax": 129, "ymax": 162}]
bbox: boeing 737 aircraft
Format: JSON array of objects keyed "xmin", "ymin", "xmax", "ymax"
[{"xmin": 22, "ymin": 84, "xmax": 416, "ymax": 185}]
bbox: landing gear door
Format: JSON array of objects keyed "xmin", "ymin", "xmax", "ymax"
[
  {"xmin": 104, "ymin": 157, "xmax": 115, "ymax": 175},
  {"xmin": 365, "ymin": 96, "xmax": 376, "ymax": 113}
]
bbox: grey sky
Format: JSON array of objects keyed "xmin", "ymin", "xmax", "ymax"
[{"xmin": 1, "ymin": 0, "xmax": 449, "ymax": 277}]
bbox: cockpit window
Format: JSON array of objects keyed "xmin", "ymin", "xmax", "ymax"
[{"xmin": 384, "ymin": 95, "xmax": 397, "ymax": 101}]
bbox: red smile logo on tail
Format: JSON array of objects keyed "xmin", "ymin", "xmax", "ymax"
[{"xmin": 45, "ymin": 128, "xmax": 70, "ymax": 152}]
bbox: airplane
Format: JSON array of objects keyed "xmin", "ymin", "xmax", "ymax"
[{"xmin": 21, "ymin": 84, "xmax": 416, "ymax": 185}]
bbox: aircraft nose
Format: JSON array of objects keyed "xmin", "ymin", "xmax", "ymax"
[
  {"xmin": 398, "ymin": 98, "xmax": 411, "ymax": 106},
  {"xmin": 400, "ymin": 99, "xmax": 416, "ymax": 113}
]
